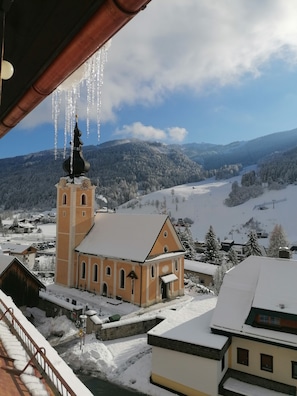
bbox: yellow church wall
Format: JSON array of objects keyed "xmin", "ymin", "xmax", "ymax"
[
  {"xmin": 231, "ymin": 336, "xmax": 297, "ymax": 387},
  {"xmin": 55, "ymin": 260, "xmax": 68, "ymax": 285},
  {"xmin": 149, "ymin": 221, "xmax": 181, "ymax": 257},
  {"xmin": 56, "ymin": 234, "xmax": 70, "ymax": 261}
]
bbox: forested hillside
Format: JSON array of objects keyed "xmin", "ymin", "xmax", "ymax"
[
  {"xmin": 0, "ymin": 141, "xmax": 204, "ymax": 211},
  {"xmin": 0, "ymin": 129, "xmax": 297, "ymax": 212}
]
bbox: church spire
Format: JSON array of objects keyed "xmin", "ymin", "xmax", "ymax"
[{"xmin": 63, "ymin": 117, "xmax": 90, "ymax": 178}]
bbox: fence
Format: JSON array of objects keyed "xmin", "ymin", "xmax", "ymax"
[{"xmin": 0, "ymin": 298, "xmax": 76, "ymax": 396}]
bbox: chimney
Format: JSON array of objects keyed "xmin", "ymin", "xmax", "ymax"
[{"xmin": 279, "ymin": 247, "xmax": 290, "ymax": 259}]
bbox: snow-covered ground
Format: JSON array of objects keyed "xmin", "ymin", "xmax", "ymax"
[
  {"xmin": 118, "ymin": 173, "xmax": 297, "ymax": 247},
  {"xmin": 2, "ymin": 174, "xmax": 297, "ymax": 394},
  {"xmin": 26, "ymin": 286, "xmax": 214, "ymax": 396}
]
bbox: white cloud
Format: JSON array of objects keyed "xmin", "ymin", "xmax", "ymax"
[
  {"xmin": 20, "ymin": 0, "xmax": 297, "ymax": 130},
  {"xmin": 115, "ymin": 122, "xmax": 187, "ymax": 143},
  {"xmin": 102, "ymin": 0, "xmax": 297, "ymax": 116}
]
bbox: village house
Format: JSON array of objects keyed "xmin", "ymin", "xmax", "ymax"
[
  {"xmin": 55, "ymin": 122, "xmax": 185, "ymax": 307},
  {"xmin": 148, "ymin": 255, "xmax": 297, "ymax": 396},
  {"xmin": 184, "ymin": 258, "xmax": 218, "ymax": 286},
  {"xmin": 0, "ymin": 242, "xmax": 37, "ymax": 270},
  {"xmin": 0, "ymin": 255, "xmax": 45, "ymax": 307}
]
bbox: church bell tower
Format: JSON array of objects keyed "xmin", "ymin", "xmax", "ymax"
[{"xmin": 55, "ymin": 121, "xmax": 95, "ymax": 287}]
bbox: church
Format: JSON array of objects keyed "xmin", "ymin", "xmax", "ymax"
[{"xmin": 55, "ymin": 122, "xmax": 185, "ymax": 307}]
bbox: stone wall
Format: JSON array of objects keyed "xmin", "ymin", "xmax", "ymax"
[{"xmin": 96, "ymin": 316, "xmax": 164, "ymax": 341}]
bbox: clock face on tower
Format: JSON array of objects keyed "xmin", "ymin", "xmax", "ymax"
[{"xmin": 81, "ymin": 179, "xmax": 89, "ymax": 190}]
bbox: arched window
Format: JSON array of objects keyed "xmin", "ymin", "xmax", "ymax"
[
  {"xmin": 93, "ymin": 264, "xmax": 98, "ymax": 282},
  {"xmin": 106, "ymin": 266, "xmax": 111, "ymax": 276},
  {"xmin": 81, "ymin": 194, "xmax": 87, "ymax": 205},
  {"xmin": 175, "ymin": 259, "xmax": 178, "ymax": 271},
  {"xmin": 164, "ymin": 245, "xmax": 168, "ymax": 253},
  {"xmin": 62, "ymin": 193, "xmax": 67, "ymax": 205},
  {"xmin": 151, "ymin": 265, "xmax": 155, "ymax": 278},
  {"xmin": 81, "ymin": 261, "xmax": 86, "ymax": 279},
  {"xmin": 120, "ymin": 269, "xmax": 125, "ymax": 289}
]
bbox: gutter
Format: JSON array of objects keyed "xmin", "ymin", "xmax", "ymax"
[{"xmin": 0, "ymin": 0, "xmax": 151, "ymax": 138}]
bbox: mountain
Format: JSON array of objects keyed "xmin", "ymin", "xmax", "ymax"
[
  {"xmin": 0, "ymin": 128, "xmax": 296, "ymax": 212},
  {"xmin": 180, "ymin": 128, "xmax": 297, "ymax": 169}
]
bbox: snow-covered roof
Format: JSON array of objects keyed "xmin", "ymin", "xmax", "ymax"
[
  {"xmin": 75, "ymin": 212, "xmax": 175, "ymax": 262},
  {"xmin": 148, "ymin": 297, "xmax": 227, "ymax": 349},
  {"xmin": 211, "ymin": 255, "xmax": 297, "ymax": 346},
  {"xmin": 0, "ymin": 242, "xmax": 36, "ymax": 254},
  {"xmin": 184, "ymin": 259, "xmax": 218, "ymax": 275}
]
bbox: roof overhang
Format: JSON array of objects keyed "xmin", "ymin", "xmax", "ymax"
[{"xmin": 0, "ymin": 0, "xmax": 151, "ymax": 138}]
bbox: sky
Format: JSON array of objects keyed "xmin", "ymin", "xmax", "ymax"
[{"xmin": 2, "ymin": 0, "xmax": 297, "ymax": 158}]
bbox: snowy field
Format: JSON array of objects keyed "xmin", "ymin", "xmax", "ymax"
[{"xmin": 118, "ymin": 173, "xmax": 297, "ymax": 247}]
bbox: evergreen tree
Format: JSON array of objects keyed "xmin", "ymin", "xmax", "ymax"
[
  {"xmin": 204, "ymin": 225, "xmax": 221, "ymax": 264},
  {"xmin": 213, "ymin": 261, "xmax": 234, "ymax": 295},
  {"xmin": 227, "ymin": 247, "xmax": 238, "ymax": 266},
  {"xmin": 267, "ymin": 224, "xmax": 290, "ymax": 258},
  {"xmin": 245, "ymin": 230, "xmax": 263, "ymax": 257}
]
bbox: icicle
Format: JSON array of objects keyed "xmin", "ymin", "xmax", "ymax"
[{"xmin": 51, "ymin": 40, "xmax": 111, "ymax": 157}]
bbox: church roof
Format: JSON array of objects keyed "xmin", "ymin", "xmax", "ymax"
[{"xmin": 75, "ymin": 212, "xmax": 177, "ymax": 263}]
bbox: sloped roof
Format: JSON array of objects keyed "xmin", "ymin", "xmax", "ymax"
[
  {"xmin": 0, "ymin": 242, "xmax": 36, "ymax": 254},
  {"xmin": 211, "ymin": 255, "xmax": 297, "ymax": 345},
  {"xmin": 75, "ymin": 212, "xmax": 181, "ymax": 263},
  {"xmin": 0, "ymin": 255, "xmax": 45, "ymax": 289}
]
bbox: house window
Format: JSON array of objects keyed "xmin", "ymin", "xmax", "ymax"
[
  {"xmin": 292, "ymin": 362, "xmax": 297, "ymax": 379},
  {"xmin": 106, "ymin": 266, "xmax": 111, "ymax": 276},
  {"xmin": 93, "ymin": 264, "xmax": 98, "ymax": 282},
  {"xmin": 237, "ymin": 348, "xmax": 249, "ymax": 366},
  {"xmin": 81, "ymin": 194, "xmax": 87, "ymax": 205},
  {"xmin": 221, "ymin": 355, "xmax": 225, "ymax": 371},
  {"xmin": 120, "ymin": 269, "xmax": 125, "ymax": 289},
  {"xmin": 62, "ymin": 193, "xmax": 67, "ymax": 205},
  {"xmin": 151, "ymin": 265, "xmax": 155, "ymax": 278},
  {"xmin": 261, "ymin": 354, "xmax": 273, "ymax": 372},
  {"xmin": 81, "ymin": 262, "xmax": 86, "ymax": 279}
]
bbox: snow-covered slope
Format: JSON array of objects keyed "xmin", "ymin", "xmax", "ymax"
[{"xmin": 117, "ymin": 174, "xmax": 297, "ymax": 247}]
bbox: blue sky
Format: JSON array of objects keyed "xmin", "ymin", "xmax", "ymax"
[{"xmin": 1, "ymin": 0, "xmax": 297, "ymax": 158}]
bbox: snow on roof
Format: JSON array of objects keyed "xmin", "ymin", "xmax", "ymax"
[
  {"xmin": 211, "ymin": 256, "xmax": 297, "ymax": 346},
  {"xmin": 148, "ymin": 296, "xmax": 227, "ymax": 349},
  {"xmin": 0, "ymin": 254, "xmax": 14, "ymax": 273},
  {"xmin": 0, "ymin": 242, "xmax": 35, "ymax": 254},
  {"xmin": 184, "ymin": 259, "xmax": 218, "ymax": 275},
  {"xmin": 0, "ymin": 290, "xmax": 93, "ymax": 396},
  {"xmin": 75, "ymin": 212, "xmax": 169, "ymax": 262}
]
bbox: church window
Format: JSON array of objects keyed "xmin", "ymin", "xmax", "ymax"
[
  {"xmin": 120, "ymin": 269, "xmax": 125, "ymax": 289},
  {"xmin": 81, "ymin": 261, "xmax": 86, "ymax": 279},
  {"xmin": 151, "ymin": 265, "xmax": 155, "ymax": 278},
  {"xmin": 82, "ymin": 211, "xmax": 86, "ymax": 217},
  {"xmin": 163, "ymin": 231, "xmax": 168, "ymax": 238},
  {"xmin": 63, "ymin": 210, "xmax": 66, "ymax": 217},
  {"xmin": 81, "ymin": 194, "xmax": 87, "ymax": 205},
  {"xmin": 174, "ymin": 259, "xmax": 178, "ymax": 271},
  {"xmin": 62, "ymin": 193, "xmax": 67, "ymax": 205},
  {"xmin": 106, "ymin": 266, "xmax": 111, "ymax": 276},
  {"xmin": 164, "ymin": 245, "xmax": 168, "ymax": 253},
  {"xmin": 93, "ymin": 264, "xmax": 98, "ymax": 282}
]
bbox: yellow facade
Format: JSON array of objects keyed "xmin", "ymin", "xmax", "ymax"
[
  {"xmin": 231, "ymin": 336, "xmax": 297, "ymax": 387},
  {"xmin": 55, "ymin": 175, "xmax": 184, "ymax": 307},
  {"xmin": 55, "ymin": 178, "xmax": 95, "ymax": 287}
]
